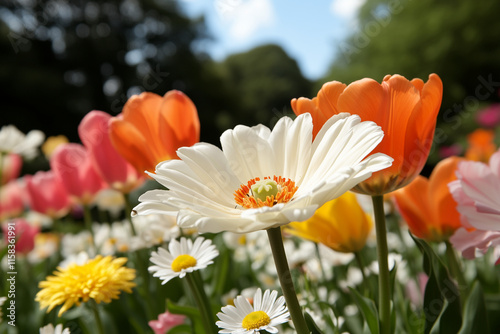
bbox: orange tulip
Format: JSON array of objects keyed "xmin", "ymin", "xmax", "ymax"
[
  {"xmin": 285, "ymin": 192, "xmax": 372, "ymax": 253},
  {"xmin": 464, "ymin": 129, "xmax": 496, "ymax": 163},
  {"xmin": 392, "ymin": 156, "xmax": 462, "ymax": 242},
  {"xmin": 292, "ymin": 74, "xmax": 443, "ymax": 195},
  {"xmin": 109, "ymin": 90, "xmax": 200, "ymax": 174}
]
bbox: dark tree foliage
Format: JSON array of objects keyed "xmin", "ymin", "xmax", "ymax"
[
  {"xmin": 1, "ymin": 1, "xmax": 312, "ymax": 153},
  {"xmin": 325, "ymin": 0, "xmax": 500, "ymax": 109},
  {"xmin": 323, "ymin": 0, "xmax": 500, "ymax": 166},
  {"xmin": 221, "ymin": 44, "xmax": 312, "ymax": 128},
  {"xmin": 0, "ymin": 0, "xmax": 237, "ymax": 146}
]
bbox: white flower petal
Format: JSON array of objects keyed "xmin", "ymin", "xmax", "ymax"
[
  {"xmin": 216, "ymin": 289, "xmax": 289, "ymax": 333},
  {"xmin": 148, "ymin": 237, "xmax": 218, "ymax": 284},
  {"xmin": 135, "ymin": 113, "xmax": 392, "ymax": 234},
  {"xmin": 221, "ymin": 124, "xmax": 275, "ymax": 182}
]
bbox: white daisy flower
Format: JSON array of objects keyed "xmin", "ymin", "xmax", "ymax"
[
  {"xmin": 133, "ymin": 113, "xmax": 393, "ymax": 233},
  {"xmin": 216, "ymin": 288, "xmax": 290, "ymax": 333},
  {"xmin": 39, "ymin": 323, "xmax": 71, "ymax": 334},
  {"xmin": 0, "ymin": 125, "xmax": 45, "ymax": 159},
  {"xmin": 149, "ymin": 237, "xmax": 218, "ymax": 284}
]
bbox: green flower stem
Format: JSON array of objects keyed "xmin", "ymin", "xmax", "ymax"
[
  {"xmin": 90, "ymin": 300, "xmax": 105, "ymax": 334},
  {"xmin": 123, "ymin": 193, "xmax": 138, "ymax": 236},
  {"xmin": 123, "ymin": 194, "xmax": 155, "ymax": 317},
  {"xmin": 186, "ymin": 272, "xmax": 218, "ymax": 333},
  {"xmin": 445, "ymin": 240, "xmax": 467, "ymax": 295},
  {"xmin": 83, "ymin": 204, "xmax": 96, "ymax": 249},
  {"xmin": 354, "ymin": 251, "xmax": 370, "ymax": 296},
  {"xmin": 267, "ymin": 227, "xmax": 310, "ymax": 334},
  {"xmin": 314, "ymin": 242, "xmax": 328, "ymax": 284},
  {"xmin": 371, "ymin": 195, "xmax": 391, "ymax": 334}
]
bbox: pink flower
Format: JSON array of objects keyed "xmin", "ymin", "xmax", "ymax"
[
  {"xmin": 2, "ymin": 218, "xmax": 40, "ymax": 254},
  {"xmin": 438, "ymin": 144, "xmax": 462, "ymax": 160},
  {"xmin": 450, "ymin": 228, "xmax": 500, "ymax": 264},
  {"xmin": 449, "ymin": 148, "xmax": 500, "ymax": 263},
  {"xmin": 0, "ymin": 180, "xmax": 25, "ymax": 221},
  {"xmin": 1, "ymin": 153, "xmax": 22, "ymax": 185},
  {"xmin": 50, "ymin": 143, "xmax": 106, "ymax": 204},
  {"xmin": 148, "ymin": 311, "xmax": 186, "ymax": 334},
  {"xmin": 78, "ymin": 111, "xmax": 144, "ymax": 194},
  {"xmin": 449, "ymin": 150, "xmax": 500, "ymax": 231},
  {"xmin": 476, "ymin": 103, "xmax": 500, "ymax": 128},
  {"xmin": 26, "ymin": 171, "xmax": 71, "ymax": 219}
]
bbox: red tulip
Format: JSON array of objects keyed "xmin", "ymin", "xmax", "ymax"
[
  {"xmin": 26, "ymin": 171, "xmax": 71, "ymax": 219},
  {"xmin": 50, "ymin": 143, "xmax": 106, "ymax": 205},
  {"xmin": 2, "ymin": 218, "xmax": 40, "ymax": 254}
]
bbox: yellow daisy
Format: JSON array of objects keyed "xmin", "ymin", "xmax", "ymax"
[{"xmin": 36, "ymin": 255, "xmax": 136, "ymax": 316}]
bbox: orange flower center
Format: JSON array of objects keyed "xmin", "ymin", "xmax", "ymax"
[{"xmin": 234, "ymin": 176, "xmax": 298, "ymax": 209}]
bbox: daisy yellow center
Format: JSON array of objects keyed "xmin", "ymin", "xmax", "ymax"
[
  {"xmin": 171, "ymin": 254, "xmax": 197, "ymax": 272},
  {"xmin": 234, "ymin": 176, "xmax": 298, "ymax": 209},
  {"xmin": 242, "ymin": 310, "xmax": 271, "ymax": 330}
]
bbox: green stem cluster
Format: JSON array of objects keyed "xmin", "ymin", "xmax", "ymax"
[
  {"xmin": 123, "ymin": 193, "xmax": 138, "ymax": 236},
  {"xmin": 372, "ymin": 195, "xmax": 391, "ymax": 334},
  {"xmin": 90, "ymin": 300, "xmax": 105, "ymax": 334},
  {"xmin": 186, "ymin": 272, "xmax": 218, "ymax": 333},
  {"xmin": 267, "ymin": 227, "xmax": 310, "ymax": 334},
  {"xmin": 445, "ymin": 240, "xmax": 467, "ymax": 296}
]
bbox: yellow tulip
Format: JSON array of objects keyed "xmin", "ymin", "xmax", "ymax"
[{"xmin": 286, "ymin": 192, "xmax": 372, "ymax": 253}]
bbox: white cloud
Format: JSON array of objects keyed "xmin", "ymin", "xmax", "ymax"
[
  {"xmin": 215, "ymin": 0, "xmax": 275, "ymax": 40},
  {"xmin": 330, "ymin": 0, "xmax": 365, "ymax": 20}
]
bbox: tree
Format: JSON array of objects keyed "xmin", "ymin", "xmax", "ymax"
[{"xmin": 221, "ymin": 44, "xmax": 312, "ymax": 128}]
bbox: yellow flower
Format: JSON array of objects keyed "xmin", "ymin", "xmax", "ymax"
[
  {"xmin": 41, "ymin": 135, "xmax": 69, "ymax": 159},
  {"xmin": 285, "ymin": 192, "xmax": 372, "ymax": 253},
  {"xmin": 36, "ymin": 255, "xmax": 136, "ymax": 316}
]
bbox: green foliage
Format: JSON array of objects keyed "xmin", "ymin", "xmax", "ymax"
[
  {"xmin": 459, "ymin": 281, "xmax": 489, "ymax": 334},
  {"xmin": 323, "ymin": 0, "xmax": 500, "ymax": 166},
  {"xmin": 349, "ymin": 287, "xmax": 380, "ymax": 334},
  {"xmin": 221, "ymin": 44, "xmax": 312, "ymax": 127},
  {"xmin": 411, "ymin": 235, "xmax": 462, "ymax": 333}
]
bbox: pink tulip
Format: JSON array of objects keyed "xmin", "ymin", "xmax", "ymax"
[
  {"xmin": 26, "ymin": 171, "xmax": 71, "ymax": 219},
  {"xmin": 78, "ymin": 110, "xmax": 143, "ymax": 193},
  {"xmin": 50, "ymin": 143, "xmax": 106, "ymax": 204},
  {"xmin": 148, "ymin": 311, "xmax": 186, "ymax": 334},
  {"xmin": 1, "ymin": 153, "xmax": 22, "ymax": 185},
  {"xmin": 2, "ymin": 218, "xmax": 40, "ymax": 254},
  {"xmin": 0, "ymin": 180, "xmax": 25, "ymax": 221}
]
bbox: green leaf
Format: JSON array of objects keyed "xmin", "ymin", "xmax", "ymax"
[
  {"xmin": 211, "ymin": 248, "xmax": 230, "ymax": 297},
  {"xmin": 168, "ymin": 324, "xmax": 193, "ymax": 334},
  {"xmin": 411, "ymin": 235, "xmax": 462, "ymax": 334},
  {"xmin": 304, "ymin": 311, "xmax": 326, "ymax": 334},
  {"xmin": 166, "ymin": 299, "xmax": 201, "ymax": 320},
  {"xmin": 349, "ymin": 287, "xmax": 379, "ymax": 334},
  {"xmin": 458, "ymin": 281, "xmax": 489, "ymax": 334}
]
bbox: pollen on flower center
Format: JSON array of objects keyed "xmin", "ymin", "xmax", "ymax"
[
  {"xmin": 242, "ymin": 310, "xmax": 271, "ymax": 330},
  {"xmin": 234, "ymin": 176, "xmax": 298, "ymax": 209},
  {"xmin": 171, "ymin": 254, "xmax": 197, "ymax": 272},
  {"xmin": 251, "ymin": 179, "xmax": 279, "ymax": 202}
]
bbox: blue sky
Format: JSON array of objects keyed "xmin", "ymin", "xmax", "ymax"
[{"xmin": 180, "ymin": 0, "xmax": 365, "ymax": 80}]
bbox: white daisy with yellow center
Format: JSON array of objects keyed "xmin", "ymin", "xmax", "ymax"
[
  {"xmin": 216, "ymin": 288, "xmax": 289, "ymax": 333},
  {"xmin": 133, "ymin": 113, "xmax": 393, "ymax": 233},
  {"xmin": 148, "ymin": 237, "xmax": 219, "ymax": 284}
]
